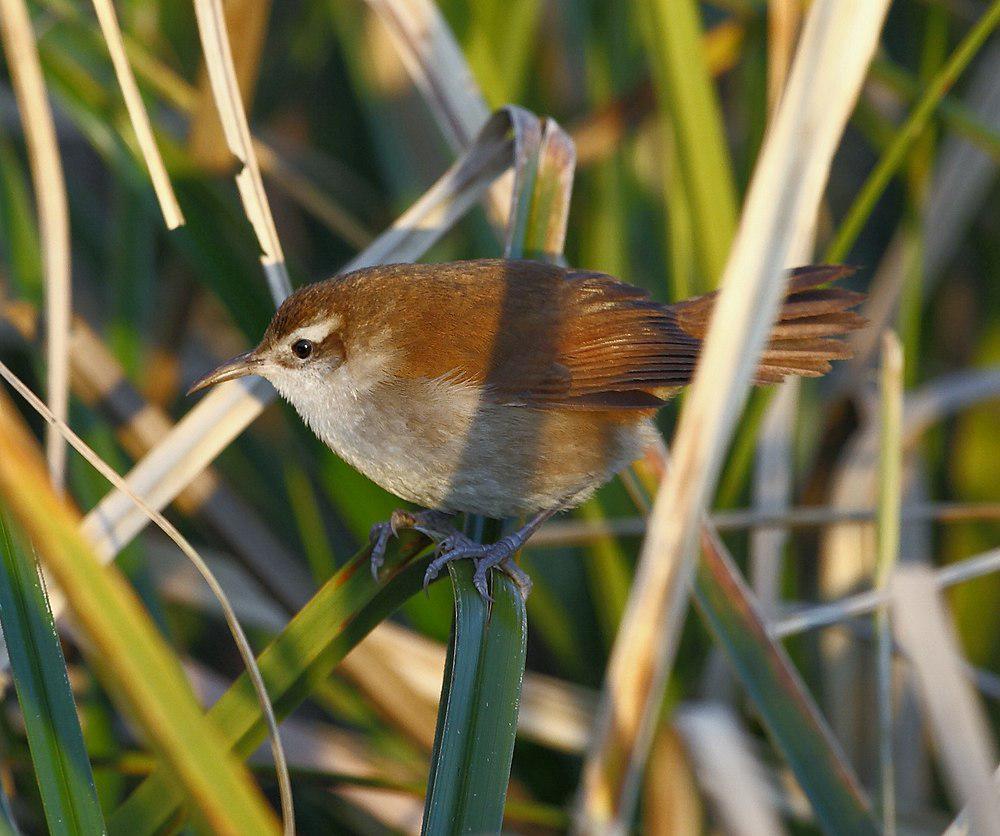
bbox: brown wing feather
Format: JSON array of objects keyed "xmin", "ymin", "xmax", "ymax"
[{"xmin": 333, "ymin": 259, "xmax": 863, "ymax": 410}]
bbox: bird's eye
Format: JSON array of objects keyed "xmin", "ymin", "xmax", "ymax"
[{"xmin": 291, "ymin": 338, "xmax": 313, "ymax": 360}]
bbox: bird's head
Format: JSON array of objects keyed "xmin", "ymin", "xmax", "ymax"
[{"xmin": 188, "ymin": 279, "xmax": 347, "ymax": 397}]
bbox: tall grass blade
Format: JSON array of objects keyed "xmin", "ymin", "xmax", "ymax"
[
  {"xmin": 0, "ymin": 394, "xmax": 280, "ymax": 834},
  {"xmin": 0, "ymin": 0, "xmax": 71, "ymax": 489},
  {"xmin": 638, "ymin": 0, "xmax": 738, "ymax": 287},
  {"xmin": 577, "ymin": 2, "xmax": 889, "ymax": 828},
  {"xmin": 422, "ymin": 562, "xmax": 527, "ymax": 833},
  {"xmin": 875, "ymin": 332, "xmax": 903, "ymax": 835},
  {"xmin": 0, "ymin": 509, "xmax": 105, "ymax": 835}
]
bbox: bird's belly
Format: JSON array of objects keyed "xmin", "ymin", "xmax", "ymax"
[{"xmin": 292, "ymin": 376, "xmax": 653, "ymax": 516}]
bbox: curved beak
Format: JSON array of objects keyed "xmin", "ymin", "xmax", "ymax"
[{"xmin": 187, "ymin": 350, "xmax": 262, "ymax": 395}]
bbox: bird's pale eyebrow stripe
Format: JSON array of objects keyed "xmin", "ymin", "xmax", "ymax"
[{"xmin": 289, "ymin": 316, "xmax": 342, "ymax": 345}]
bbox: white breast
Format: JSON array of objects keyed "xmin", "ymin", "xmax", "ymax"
[{"xmin": 268, "ymin": 349, "xmax": 488, "ymax": 510}]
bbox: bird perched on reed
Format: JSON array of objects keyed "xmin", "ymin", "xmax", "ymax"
[{"xmin": 191, "ymin": 259, "xmax": 864, "ymax": 599}]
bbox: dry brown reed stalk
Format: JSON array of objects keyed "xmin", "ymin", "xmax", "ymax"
[
  {"xmin": 576, "ymin": 4, "xmax": 890, "ymax": 828},
  {"xmin": 0, "ymin": 0, "xmax": 71, "ymax": 490},
  {"xmin": 0, "ymin": 359, "xmax": 294, "ymax": 834},
  {"xmin": 89, "ymin": 0, "xmax": 184, "ymax": 228}
]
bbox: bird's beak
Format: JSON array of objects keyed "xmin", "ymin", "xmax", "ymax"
[{"xmin": 187, "ymin": 350, "xmax": 262, "ymax": 395}]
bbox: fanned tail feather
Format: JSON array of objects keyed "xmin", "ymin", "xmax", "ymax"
[{"xmin": 671, "ymin": 264, "xmax": 866, "ymax": 385}]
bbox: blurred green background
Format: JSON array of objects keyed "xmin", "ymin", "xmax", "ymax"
[{"xmin": 0, "ymin": 0, "xmax": 998, "ymax": 832}]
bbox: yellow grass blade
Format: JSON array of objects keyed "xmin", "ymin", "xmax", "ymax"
[
  {"xmin": 0, "ymin": 390, "xmax": 280, "ymax": 835},
  {"xmin": 0, "ymin": 360, "xmax": 293, "ymax": 835}
]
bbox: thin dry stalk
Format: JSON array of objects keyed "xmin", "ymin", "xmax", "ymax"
[
  {"xmin": 771, "ymin": 546, "xmax": 1000, "ymax": 638},
  {"xmin": 891, "ymin": 567, "xmax": 1000, "ymax": 835},
  {"xmin": 90, "ymin": 0, "xmax": 184, "ymax": 228},
  {"xmin": 192, "ymin": 0, "xmax": 290, "ymax": 304},
  {"xmin": 531, "ymin": 502, "xmax": 1000, "ymax": 549},
  {"xmin": 532, "ymin": 501, "xmax": 1000, "ymax": 546},
  {"xmin": 0, "ymin": 361, "xmax": 293, "ymax": 834},
  {"xmin": 0, "ymin": 0, "xmax": 71, "ymax": 489},
  {"xmin": 189, "ymin": 0, "xmax": 270, "ymax": 171},
  {"xmin": 875, "ymin": 332, "xmax": 904, "ymax": 835},
  {"xmin": 575, "ymin": 4, "xmax": 889, "ymax": 828}
]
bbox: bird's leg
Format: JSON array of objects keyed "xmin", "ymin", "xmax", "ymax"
[
  {"xmin": 423, "ymin": 508, "xmax": 557, "ymax": 601},
  {"xmin": 369, "ymin": 509, "xmax": 456, "ymax": 579}
]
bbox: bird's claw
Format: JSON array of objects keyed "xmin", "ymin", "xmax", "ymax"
[
  {"xmin": 369, "ymin": 509, "xmax": 454, "ymax": 580},
  {"xmin": 422, "ymin": 532, "xmax": 526, "ymax": 602}
]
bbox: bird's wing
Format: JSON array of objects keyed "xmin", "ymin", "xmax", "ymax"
[{"xmin": 380, "ymin": 259, "xmax": 698, "ymax": 410}]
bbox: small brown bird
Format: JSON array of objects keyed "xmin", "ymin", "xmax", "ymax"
[{"xmin": 190, "ymin": 259, "xmax": 864, "ymax": 598}]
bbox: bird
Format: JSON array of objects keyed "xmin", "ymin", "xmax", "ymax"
[{"xmin": 189, "ymin": 258, "xmax": 865, "ymax": 599}]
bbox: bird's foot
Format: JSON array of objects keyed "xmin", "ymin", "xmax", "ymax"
[
  {"xmin": 423, "ymin": 531, "xmax": 533, "ymax": 602},
  {"xmin": 369, "ymin": 509, "xmax": 455, "ymax": 579}
]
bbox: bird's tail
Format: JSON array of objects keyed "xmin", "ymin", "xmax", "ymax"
[{"xmin": 671, "ymin": 265, "xmax": 866, "ymax": 384}]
